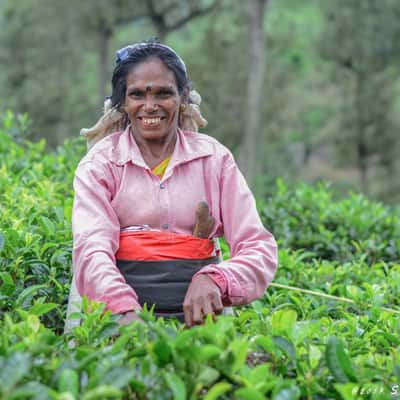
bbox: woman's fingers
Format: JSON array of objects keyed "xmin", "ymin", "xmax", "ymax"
[
  {"xmin": 183, "ymin": 274, "xmax": 223, "ymax": 327},
  {"xmin": 211, "ymin": 292, "xmax": 224, "ymax": 315},
  {"xmin": 192, "ymin": 298, "xmax": 204, "ymax": 325},
  {"xmin": 117, "ymin": 311, "xmax": 143, "ymax": 326},
  {"xmin": 184, "ymin": 298, "xmax": 211, "ymax": 327},
  {"xmin": 183, "ymin": 302, "xmax": 193, "ymax": 327},
  {"xmin": 202, "ymin": 297, "xmax": 214, "ymax": 320},
  {"xmin": 183, "ymin": 295, "xmax": 222, "ymax": 327}
]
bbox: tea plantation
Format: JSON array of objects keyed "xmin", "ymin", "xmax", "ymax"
[{"xmin": 0, "ymin": 115, "xmax": 399, "ymax": 399}]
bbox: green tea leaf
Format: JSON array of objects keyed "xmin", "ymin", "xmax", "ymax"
[
  {"xmin": 309, "ymin": 345, "xmax": 322, "ymax": 369},
  {"xmin": 40, "ymin": 216, "xmax": 56, "ymax": 236},
  {"xmin": 0, "ymin": 271, "xmax": 16, "ymax": 296},
  {"xmin": 255, "ymin": 335, "xmax": 275, "ymax": 353},
  {"xmin": 249, "ymin": 364, "xmax": 270, "ymax": 385},
  {"xmin": 164, "ymin": 372, "xmax": 186, "ymax": 400},
  {"xmin": 381, "ymin": 331, "xmax": 400, "ymax": 346},
  {"xmin": 53, "ymin": 206, "xmax": 65, "ymax": 223},
  {"xmin": 0, "ymin": 352, "xmax": 32, "ymax": 392},
  {"xmin": 110, "ymin": 333, "xmax": 130, "ymax": 354},
  {"xmin": 175, "ymin": 329, "xmax": 197, "ymax": 350},
  {"xmin": 27, "ymin": 314, "xmax": 41, "ymax": 333},
  {"xmin": 29, "ymin": 303, "xmax": 57, "ymax": 316},
  {"xmin": 102, "ymin": 367, "xmax": 134, "ymax": 389},
  {"xmin": 326, "ymin": 336, "xmax": 357, "ymax": 383},
  {"xmin": 82, "ymin": 385, "xmax": 122, "ymax": 400},
  {"xmin": 197, "ymin": 366, "xmax": 220, "ymax": 385},
  {"xmin": 96, "ymin": 322, "xmax": 119, "ymax": 341},
  {"xmin": 334, "ymin": 383, "xmax": 359, "ymax": 400},
  {"xmin": 231, "ymin": 340, "xmax": 249, "ymax": 372},
  {"xmin": 58, "ymin": 368, "xmax": 79, "ymax": 397},
  {"xmin": 235, "ymin": 387, "xmax": 265, "ymax": 400},
  {"xmin": 273, "ymin": 336, "xmax": 296, "ymax": 362},
  {"xmin": 58, "ymin": 393, "xmax": 76, "ymax": 400},
  {"xmin": 273, "ymin": 385, "xmax": 301, "ymax": 400},
  {"xmin": 197, "ymin": 344, "xmax": 222, "ymax": 361},
  {"xmin": 153, "ymin": 339, "xmax": 172, "ymax": 367},
  {"xmin": 271, "ymin": 309, "xmax": 297, "ymax": 339},
  {"xmin": 204, "ymin": 382, "xmax": 232, "ymax": 400},
  {"xmin": 8, "ymin": 381, "xmax": 55, "ymax": 400},
  {"xmin": 16, "ymin": 284, "xmax": 47, "ymax": 308}
]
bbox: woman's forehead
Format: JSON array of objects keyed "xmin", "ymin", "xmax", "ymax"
[{"xmin": 126, "ymin": 58, "xmax": 177, "ymax": 88}]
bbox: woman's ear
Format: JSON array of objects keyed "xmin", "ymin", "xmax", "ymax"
[
  {"xmin": 118, "ymin": 100, "xmax": 126, "ymax": 113},
  {"xmin": 181, "ymin": 87, "xmax": 190, "ymax": 104}
]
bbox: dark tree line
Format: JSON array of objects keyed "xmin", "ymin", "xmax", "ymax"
[{"xmin": 1, "ymin": 0, "xmax": 399, "ymax": 201}]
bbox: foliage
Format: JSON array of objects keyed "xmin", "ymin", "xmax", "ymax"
[
  {"xmin": 261, "ymin": 179, "xmax": 400, "ymax": 264},
  {"xmin": 319, "ymin": 0, "xmax": 400, "ymax": 200},
  {"xmin": 0, "ymin": 0, "xmax": 95, "ymax": 147},
  {"xmin": 1, "ymin": 0, "xmax": 400, "ymax": 201},
  {"xmin": 1, "ymin": 110, "xmax": 32, "ymax": 143},
  {"xmin": 0, "ymin": 0, "xmax": 218, "ymax": 148},
  {"xmin": 0, "ymin": 115, "xmax": 85, "ymax": 332},
  {"xmin": 0, "ymin": 112, "xmax": 399, "ymax": 398}
]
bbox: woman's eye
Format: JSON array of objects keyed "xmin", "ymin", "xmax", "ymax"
[
  {"xmin": 157, "ymin": 90, "xmax": 174, "ymax": 98},
  {"xmin": 129, "ymin": 90, "xmax": 144, "ymax": 97}
]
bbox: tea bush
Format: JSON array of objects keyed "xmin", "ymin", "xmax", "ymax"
[
  {"xmin": 261, "ymin": 179, "xmax": 400, "ymax": 264},
  {"xmin": 0, "ymin": 116, "xmax": 85, "ymax": 332},
  {"xmin": 0, "ymin": 113, "xmax": 399, "ymax": 399}
]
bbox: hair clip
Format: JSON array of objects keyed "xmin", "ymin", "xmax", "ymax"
[
  {"xmin": 116, "ymin": 45, "xmax": 137, "ymax": 64},
  {"xmin": 115, "ymin": 42, "xmax": 187, "ymax": 74}
]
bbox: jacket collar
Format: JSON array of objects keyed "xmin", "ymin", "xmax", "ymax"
[{"xmin": 110, "ymin": 126, "xmax": 213, "ymax": 171}]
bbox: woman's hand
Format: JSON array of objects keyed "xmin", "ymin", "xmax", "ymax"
[
  {"xmin": 183, "ymin": 274, "xmax": 223, "ymax": 327},
  {"xmin": 117, "ymin": 311, "xmax": 143, "ymax": 326}
]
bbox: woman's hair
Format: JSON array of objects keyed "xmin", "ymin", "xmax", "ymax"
[{"xmin": 110, "ymin": 41, "xmax": 190, "ymax": 111}]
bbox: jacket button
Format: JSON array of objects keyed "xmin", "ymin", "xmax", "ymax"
[{"xmin": 161, "ymin": 223, "xmax": 169, "ymax": 230}]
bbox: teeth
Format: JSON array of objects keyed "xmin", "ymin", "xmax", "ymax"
[{"xmin": 142, "ymin": 117, "xmax": 161, "ymax": 124}]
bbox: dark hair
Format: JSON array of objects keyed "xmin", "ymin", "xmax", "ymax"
[{"xmin": 110, "ymin": 41, "xmax": 190, "ymax": 111}]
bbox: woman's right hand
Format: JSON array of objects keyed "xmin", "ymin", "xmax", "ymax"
[{"xmin": 117, "ymin": 311, "xmax": 143, "ymax": 326}]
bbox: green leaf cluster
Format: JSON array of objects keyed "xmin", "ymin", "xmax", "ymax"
[
  {"xmin": 0, "ymin": 113, "xmax": 399, "ymax": 399},
  {"xmin": 261, "ymin": 179, "xmax": 400, "ymax": 264}
]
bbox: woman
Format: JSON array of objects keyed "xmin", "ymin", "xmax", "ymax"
[{"xmin": 72, "ymin": 41, "xmax": 278, "ymax": 327}]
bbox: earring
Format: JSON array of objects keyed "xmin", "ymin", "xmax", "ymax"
[{"xmin": 180, "ymin": 104, "xmax": 187, "ymax": 112}]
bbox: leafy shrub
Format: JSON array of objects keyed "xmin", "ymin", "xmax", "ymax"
[
  {"xmin": 261, "ymin": 179, "xmax": 400, "ymax": 264},
  {"xmin": 0, "ymin": 118, "xmax": 85, "ymax": 331},
  {"xmin": 0, "ymin": 112, "xmax": 399, "ymax": 399},
  {"xmin": 1, "ymin": 110, "xmax": 32, "ymax": 143}
]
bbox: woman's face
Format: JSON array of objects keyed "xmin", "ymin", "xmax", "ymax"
[{"xmin": 124, "ymin": 57, "xmax": 182, "ymax": 143}]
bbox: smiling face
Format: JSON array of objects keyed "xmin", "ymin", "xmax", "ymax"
[{"xmin": 124, "ymin": 57, "xmax": 183, "ymax": 143}]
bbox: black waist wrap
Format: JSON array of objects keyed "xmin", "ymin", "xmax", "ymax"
[{"xmin": 117, "ymin": 256, "xmax": 219, "ymax": 320}]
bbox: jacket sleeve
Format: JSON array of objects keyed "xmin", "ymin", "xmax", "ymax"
[
  {"xmin": 194, "ymin": 152, "xmax": 278, "ymax": 306},
  {"xmin": 72, "ymin": 160, "xmax": 141, "ymax": 314}
]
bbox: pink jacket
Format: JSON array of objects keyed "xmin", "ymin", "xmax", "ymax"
[{"xmin": 72, "ymin": 127, "xmax": 278, "ymax": 313}]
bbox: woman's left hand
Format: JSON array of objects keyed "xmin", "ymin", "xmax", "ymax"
[
  {"xmin": 117, "ymin": 311, "xmax": 143, "ymax": 326},
  {"xmin": 183, "ymin": 274, "xmax": 223, "ymax": 327}
]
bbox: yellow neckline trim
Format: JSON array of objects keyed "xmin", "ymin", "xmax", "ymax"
[{"xmin": 152, "ymin": 156, "xmax": 172, "ymax": 178}]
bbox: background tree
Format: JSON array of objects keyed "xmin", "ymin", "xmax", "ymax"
[
  {"xmin": 78, "ymin": 0, "xmax": 218, "ymax": 104},
  {"xmin": 237, "ymin": 0, "xmax": 270, "ymax": 187},
  {"xmin": 0, "ymin": 0, "xmax": 89, "ymax": 146},
  {"xmin": 0, "ymin": 0, "xmax": 217, "ymax": 146},
  {"xmin": 75, "ymin": 0, "xmax": 148, "ymax": 103},
  {"xmin": 320, "ymin": 0, "xmax": 400, "ymax": 199},
  {"xmin": 0, "ymin": 0, "xmax": 399, "ymax": 202}
]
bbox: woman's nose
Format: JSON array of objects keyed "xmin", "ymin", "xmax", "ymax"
[{"xmin": 143, "ymin": 97, "xmax": 158, "ymax": 112}]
